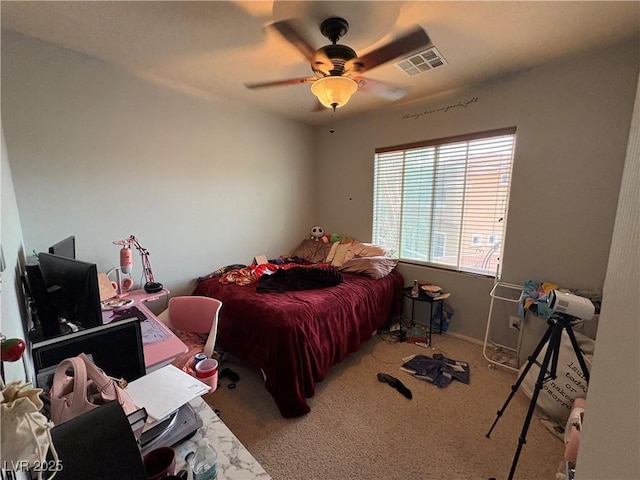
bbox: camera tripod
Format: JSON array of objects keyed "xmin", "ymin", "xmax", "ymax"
[{"xmin": 486, "ymin": 313, "xmax": 590, "ymax": 480}]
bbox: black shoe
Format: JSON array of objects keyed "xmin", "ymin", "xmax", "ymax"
[
  {"xmin": 220, "ymin": 368, "xmax": 240, "ymax": 382},
  {"xmin": 377, "ymin": 372, "xmax": 412, "ymax": 399}
]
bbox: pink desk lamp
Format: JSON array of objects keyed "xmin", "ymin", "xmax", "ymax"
[{"xmin": 113, "ymin": 235, "xmax": 164, "ymax": 294}]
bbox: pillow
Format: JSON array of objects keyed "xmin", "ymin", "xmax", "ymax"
[
  {"xmin": 344, "ymin": 241, "xmax": 388, "ymax": 263},
  {"xmin": 338, "ymin": 256, "xmax": 398, "ymax": 279},
  {"xmin": 291, "ymin": 239, "xmax": 332, "ymax": 264},
  {"xmin": 325, "ymin": 241, "xmax": 340, "ymax": 264},
  {"xmin": 330, "ymin": 242, "xmax": 353, "ymax": 267}
]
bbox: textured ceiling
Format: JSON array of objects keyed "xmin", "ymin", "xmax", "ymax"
[{"xmin": 2, "ymin": 1, "xmax": 639, "ymax": 125}]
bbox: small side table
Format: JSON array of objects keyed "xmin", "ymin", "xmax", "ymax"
[{"xmin": 402, "ymin": 287, "xmax": 446, "ymax": 346}]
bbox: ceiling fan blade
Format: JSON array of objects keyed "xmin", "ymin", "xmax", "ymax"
[
  {"xmin": 245, "ymin": 77, "xmax": 316, "ymax": 89},
  {"xmin": 348, "ymin": 26, "xmax": 431, "ymax": 74},
  {"xmin": 268, "ymin": 19, "xmax": 318, "ymax": 63},
  {"xmin": 353, "ymin": 77, "xmax": 407, "ymax": 101}
]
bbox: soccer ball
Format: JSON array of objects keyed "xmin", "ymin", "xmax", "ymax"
[{"xmin": 310, "ymin": 226, "xmax": 325, "ymax": 240}]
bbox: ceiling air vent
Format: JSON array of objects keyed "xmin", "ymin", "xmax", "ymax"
[{"xmin": 394, "ymin": 47, "xmax": 447, "ymax": 76}]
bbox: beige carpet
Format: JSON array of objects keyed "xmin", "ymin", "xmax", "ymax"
[{"xmin": 202, "ymin": 333, "xmax": 565, "ymax": 480}]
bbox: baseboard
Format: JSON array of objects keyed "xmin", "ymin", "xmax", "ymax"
[
  {"xmin": 443, "ymin": 331, "xmax": 484, "ymax": 347},
  {"xmin": 376, "ymin": 326, "xmax": 484, "ymax": 347}
]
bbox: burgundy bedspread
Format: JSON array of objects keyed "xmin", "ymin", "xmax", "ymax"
[{"xmin": 192, "ymin": 269, "xmax": 404, "ymax": 417}]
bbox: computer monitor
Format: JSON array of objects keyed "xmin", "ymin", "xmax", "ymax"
[
  {"xmin": 48, "ymin": 235, "xmax": 76, "ymax": 259},
  {"xmin": 37, "ymin": 252, "xmax": 103, "ymax": 332},
  {"xmin": 32, "ymin": 316, "xmax": 146, "ymax": 389},
  {"xmin": 24, "ymin": 262, "xmax": 66, "ymax": 339}
]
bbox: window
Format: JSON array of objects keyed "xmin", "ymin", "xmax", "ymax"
[{"xmin": 372, "ymin": 128, "xmax": 516, "ymax": 276}]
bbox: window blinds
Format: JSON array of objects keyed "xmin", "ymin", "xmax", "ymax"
[{"xmin": 373, "ymin": 128, "xmax": 516, "ymax": 276}]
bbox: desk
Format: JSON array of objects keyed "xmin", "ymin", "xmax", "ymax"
[
  {"xmin": 125, "ymin": 288, "xmax": 170, "ymax": 309},
  {"xmin": 7, "ymin": 398, "xmax": 270, "ymax": 480},
  {"xmin": 402, "ymin": 286, "xmax": 446, "ymax": 346},
  {"xmin": 173, "ymin": 397, "xmax": 271, "ymax": 480},
  {"xmin": 102, "ymin": 289, "xmax": 187, "ymax": 373}
]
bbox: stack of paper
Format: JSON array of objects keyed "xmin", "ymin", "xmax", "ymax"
[{"xmin": 126, "ymin": 364, "xmax": 210, "ymax": 420}]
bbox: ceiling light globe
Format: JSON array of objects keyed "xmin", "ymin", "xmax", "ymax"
[{"xmin": 311, "ymin": 76, "xmax": 358, "ymax": 110}]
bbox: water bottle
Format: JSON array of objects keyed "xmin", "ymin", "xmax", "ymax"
[
  {"xmin": 411, "ymin": 279, "xmax": 419, "ymax": 297},
  {"xmin": 192, "ymin": 439, "xmax": 218, "ymax": 480}
]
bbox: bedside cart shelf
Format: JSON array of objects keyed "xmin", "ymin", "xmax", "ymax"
[{"xmin": 482, "ymin": 281, "xmax": 523, "ymax": 372}]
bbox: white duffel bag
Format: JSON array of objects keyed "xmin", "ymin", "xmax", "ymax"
[{"xmin": 519, "ymin": 329, "xmax": 594, "ymax": 423}]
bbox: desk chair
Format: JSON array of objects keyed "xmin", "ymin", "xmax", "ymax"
[{"xmin": 157, "ymin": 296, "xmax": 222, "ymax": 374}]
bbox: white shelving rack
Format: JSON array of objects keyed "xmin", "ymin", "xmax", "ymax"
[{"xmin": 482, "ymin": 281, "xmax": 524, "ymax": 372}]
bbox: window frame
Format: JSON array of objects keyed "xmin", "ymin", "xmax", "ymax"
[{"xmin": 373, "ymin": 127, "xmax": 516, "ymax": 277}]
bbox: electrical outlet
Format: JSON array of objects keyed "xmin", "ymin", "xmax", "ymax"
[{"xmin": 509, "ymin": 316, "xmax": 520, "ymax": 330}]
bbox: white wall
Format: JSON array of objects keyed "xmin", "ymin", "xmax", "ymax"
[
  {"xmin": 576, "ymin": 76, "xmax": 640, "ymax": 480},
  {"xmin": 314, "ymin": 41, "xmax": 639, "ymax": 343},
  {"xmin": 1, "ymin": 125, "xmax": 31, "ymax": 382},
  {"xmin": 2, "ymin": 30, "xmax": 316, "ymax": 299}
]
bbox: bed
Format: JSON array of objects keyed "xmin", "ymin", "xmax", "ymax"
[{"xmin": 192, "ymin": 240, "xmax": 404, "ymax": 418}]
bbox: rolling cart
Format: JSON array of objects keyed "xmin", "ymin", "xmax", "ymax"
[{"xmin": 482, "ymin": 281, "xmax": 524, "ymax": 372}]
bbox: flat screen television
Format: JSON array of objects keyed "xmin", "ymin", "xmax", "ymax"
[
  {"xmin": 32, "ymin": 316, "xmax": 146, "ymax": 389},
  {"xmin": 48, "ymin": 235, "xmax": 76, "ymax": 259},
  {"xmin": 36, "ymin": 252, "xmax": 103, "ymax": 335}
]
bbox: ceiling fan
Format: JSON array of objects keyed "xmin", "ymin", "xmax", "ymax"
[{"xmin": 245, "ymin": 16, "xmax": 431, "ymax": 111}]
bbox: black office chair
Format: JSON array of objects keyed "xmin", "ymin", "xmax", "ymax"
[{"xmin": 47, "ymin": 401, "xmax": 146, "ymax": 479}]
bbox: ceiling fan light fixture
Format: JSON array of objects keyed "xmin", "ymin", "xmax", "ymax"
[{"xmin": 311, "ymin": 76, "xmax": 358, "ymax": 111}]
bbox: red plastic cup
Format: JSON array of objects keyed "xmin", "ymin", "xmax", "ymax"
[{"xmin": 195, "ymin": 358, "xmax": 218, "ymax": 391}]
